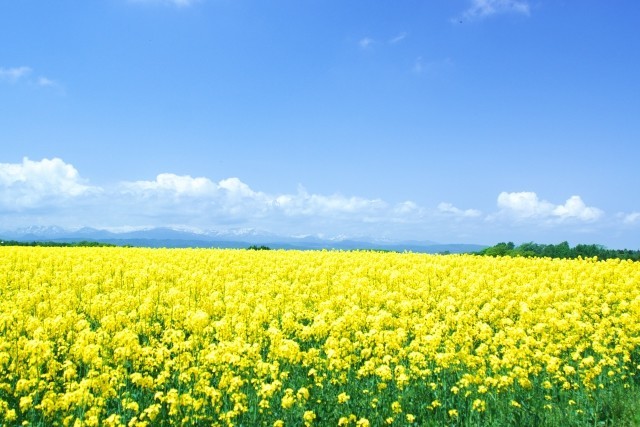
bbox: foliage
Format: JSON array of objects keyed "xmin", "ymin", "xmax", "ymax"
[
  {"xmin": 247, "ymin": 245, "xmax": 272, "ymax": 250},
  {"xmin": 477, "ymin": 241, "xmax": 640, "ymax": 261},
  {"xmin": 0, "ymin": 248, "xmax": 639, "ymax": 426}
]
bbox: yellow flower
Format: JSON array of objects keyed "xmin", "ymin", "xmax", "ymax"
[
  {"xmin": 472, "ymin": 399, "xmax": 486, "ymax": 412},
  {"xmin": 303, "ymin": 410, "xmax": 316, "ymax": 424},
  {"xmin": 124, "ymin": 400, "xmax": 139, "ymax": 413},
  {"xmin": 5, "ymin": 409, "xmax": 17, "ymax": 422},
  {"xmin": 519, "ymin": 378, "xmax": 532, "ymax": 389},
  {"xmin": 281, "ymin": 389, "xmax": 295, "ymax": 409},
  {"xmin": 297, "ymin": 387, "xmax": 310, "ymax": 401},
  {"xmin": 19, "ymin": 396, "xmax": 33, "ymax": 412}
]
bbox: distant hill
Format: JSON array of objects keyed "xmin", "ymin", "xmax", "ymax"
[{"xmin": 0, "ymin": 226, "xmax": 487, "ymax": 254}]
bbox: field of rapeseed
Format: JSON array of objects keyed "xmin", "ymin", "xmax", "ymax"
[{"xmin": 0, "ymin": 247, "xmax": 639, "ymax": 426}]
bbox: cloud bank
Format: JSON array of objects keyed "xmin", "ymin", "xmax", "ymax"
[{"xmin": 0, "ymin": 158, "xmax": 636, "ymax": 245}]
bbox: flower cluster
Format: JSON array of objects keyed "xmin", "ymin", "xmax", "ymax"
[{"xmin": 0, "ymin": 247, "xmax": 638, "ymax": 425}]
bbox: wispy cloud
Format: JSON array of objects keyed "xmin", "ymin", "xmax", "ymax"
[
  {"xmin": 459, "ymin": 0, "xmax": 530, "ymax": 21},
  {"xmin": 389, "ymin": 32, "xmax": 407, "ymax": 44},
  {"xmin": 359, "ymin": 33, "xmax": 407, "ymax": 50},
  {"xmin": 620, "ymin": 212, "xmax": 640, "ymax": 225},
  {"xmin": 413, "ymin": 57, "xmax": 424, "ymax": 74},
  {"xmin": 358, "ymin": 37, "xmax": 374, "ymax": 49},
  {"xmin": 438, "ymin": 202, "xmax": 482, "ymax": 218},
  {"xmin": 170, "ymin": 0, "xmax": 196, "ymax": 5},
  {"xmin": 36, "ymin": 77, "xmax": 56, "ymax": 87},
  {"xmin": 0, "ymin": 65, "xmax": 61, "ymax": 91},
  {"xmin": 394, "ymin": 201, "xmax": 420, "ymax": 215},
  {"xmin": 0, "ymin": 66, "xmax": 32, "ymax": 83},
  {"xmin": 129, "ymin": 0, "xmax": 199, "ymax": 7},
  {"xmin": 412, "ymin": 57, "xmax": 454, "ymax": 76}
]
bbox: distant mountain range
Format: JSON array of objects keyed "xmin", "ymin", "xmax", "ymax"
[{"xmin": 0, "ymin": 226, "xmax": 488, "ymax": 254}]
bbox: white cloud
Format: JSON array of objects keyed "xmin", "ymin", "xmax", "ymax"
[
  {"xmin": 621, "ymin": 212, "xmax": 640, "ymax": 225},
  {"xmin": 389, "ymin": 32, "xmax": 407, "ymax": 44},
  {"xmin": 124, "ymin": 173, "xmax": 217, "ymax": 196},
  {"xmin": 119, "ymin": 175, "xmax": 389, "ymax": 219},
  {"xmin": 7, "ymin": 157, "xmax": 636, "ymax": 245},
  {"xmin": 552, "ymin": 196, "xmax": 603, "ymax": 221},
  {"xmin": 412, "ymin": 57, "xmax": 454, "ymax": 76},
  {"xmin": 413, "ymin": 57, "xmax": 424, "ymax": 74},
  {"xmin": 438, "ymin": 202, "xmax": 482, "ymax": 218},
  {"xmin": 129, "ymin": 0, "xmax": 199, "ymax": 7},
  {"xmin": 394, "ymin": 201, "xmax": 419, "ymax": 215},
  {"xmin": 218, "ymin": 177, "xmax": 258, "ymax": 198},
  {"xmin": 0, "ymin": 158, "xmax": 98, "ymax": 210},
  {"xmin": 497, "ymin": 192, "xmax": 603, "ymax": 222},
  {"xmin": 273, "ymin": 186, "xmax": 387, "ymax": 216},
  {"xmin": 37, "ymin": 77, "xmax": 56, "ymax": 87},
  {"xmin": 124, "ymin": 174, "xmax": 272, "ymax": 200},
  {"xmin": 0, "ymin": 66, "xmax": 60, "ymax": 91},
  {"xmin": 497, "ymin": 191, "xmax": 554, "ymax": 217},
  {"xmin": 359, "ymin": 37, "xmax": 374, "ymax": 49},
  {"xmin": 122, "ymin": 175, "xmax": 274, "ymax": 218},
  {"xmin": 0, "ymin": 66, "xmax": 32, "ymax": 83},
  {"xmin": 461, "ymin": 0, "xmax": 530, "ymax": 20},
  {"xmin": 306, "ymin": 193, "xmax": 386, "ymax": 214}
]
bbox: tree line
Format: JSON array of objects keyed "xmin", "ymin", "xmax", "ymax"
[{"xmin": 476, "ymin": 241, "xmax": 640, "ymax": 261}]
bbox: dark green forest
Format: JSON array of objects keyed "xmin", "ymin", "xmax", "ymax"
[{"xmin": 476, "ymin": 241, "xmax": 640, "ymax": 261}]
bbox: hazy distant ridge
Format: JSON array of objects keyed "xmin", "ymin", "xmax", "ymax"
[{"xmin": 0, "ymin": 226, "xmax": 487, "ymax": 253}]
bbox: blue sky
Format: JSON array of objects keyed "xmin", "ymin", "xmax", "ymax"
[{"xmin": 1, "ymin": 0, "xmax": 639, "ymax": 248}]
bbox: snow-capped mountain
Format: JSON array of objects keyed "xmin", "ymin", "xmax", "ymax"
[{"xmin": 0, "ymin": 226, "xmax": 487, "ymax": 253}]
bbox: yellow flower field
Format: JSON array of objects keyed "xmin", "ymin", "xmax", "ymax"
[{"xmin": 0, "ymin": 247, "xmax": 639, "ymax": 426}]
